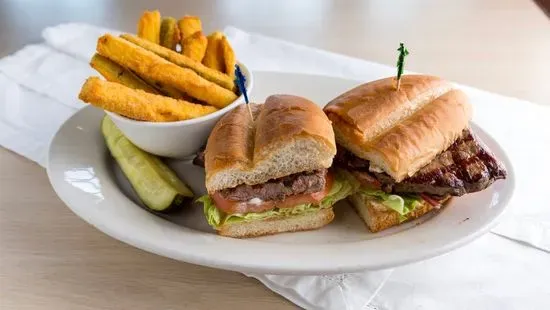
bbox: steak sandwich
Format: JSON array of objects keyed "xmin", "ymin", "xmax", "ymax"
[
  {"xmin": 198, "ymin": 95, "xmax": 357, "ymax": 238},
  {"xmin": 324, "ymin": 75, "xmax": 507, "ymax": 232}
]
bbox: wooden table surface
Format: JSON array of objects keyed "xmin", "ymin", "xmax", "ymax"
[{"xmin": 1, "ymin": 1, "xmax": 549, "ymax": 309}]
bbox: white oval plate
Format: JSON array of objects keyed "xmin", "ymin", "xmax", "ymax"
[{"xmin": 47, "ymin": 72, "xmax": 514, "ymax": 275}]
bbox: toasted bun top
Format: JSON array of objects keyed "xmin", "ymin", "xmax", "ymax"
[
  {"xmin": 205, "ymin": 95, "xmax": 336, "ymax": 192},
  {"xmin": 324, "ymin": 75, "xmax": 472, "ymax": 182}
]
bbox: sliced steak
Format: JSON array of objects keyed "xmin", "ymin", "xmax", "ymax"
[
  {"xmin": 219, "ymin": 169, "xmax": 327, "ymax": 202},
  {"xmin": 335, "ymin": 129, "xmax": 507, "ymax": 196},
  {"xmin": 335, "ymin": 145, "xmax": 370, "ymax": 170},
  {"xmin": 397, "ymin": 129, "xmax": 507, "ymax": 195},
  {"xmin": 192, "ymin": 146, "xmax": 206, "ymax": 167}
]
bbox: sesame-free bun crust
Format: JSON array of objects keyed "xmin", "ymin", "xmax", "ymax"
[
  {"xmin": 205, "ymin": 95, "xmax": 336, "ymax": 192},
  {"xmin": 349, "ymin": 194, "xmax": 451, "ymax": 233},
  {"xmin": 218, "ymin": 208, "xmax": 335, "ymax": 238},
  {"xmin": 324, "ymin": 75, "xmax": 472, "ymax": 182}
]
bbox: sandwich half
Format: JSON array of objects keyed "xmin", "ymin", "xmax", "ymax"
[
  {"xmin": 324, "ymin": 75, "xmax": 507, "ymax": 232},
  {"xmin": 198, "ymin": 94, "xmax": 358, "ymax": 238}
]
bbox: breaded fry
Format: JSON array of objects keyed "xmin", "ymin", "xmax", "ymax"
[
  {"xmin": 160, "ymin": 17, "xmax": 180, "ymax": 50},
  {"xmin": 138, "ymin": 75, "xmax": 196, "ymax": 101},
  {"xmin": 120, "ymin": 34, "xmax": 235, "ymax": 92},
  {"xmin": 181, "ymin": 31, "xmax": 207, "ymax": 61},
  {"xmin": 221, "ymin": 36, "xmax": 236, "ymax": 78},
  {"xmin": 178, "ymin": 15, "xmax": 202, "ymax": 40},
  {"xmin": 79, "ymin": 77, "xmax": 218, "ymax": 122},
  {"xmin": 97, "ymin": 34, "xmax": 237, "ymax": 108},
  {"xmin": 91, "ymin": 53, "xmax": 186, "ymax": 99},
  {"xmin": 90, "ymin": 54, "xmax": 159, "ymax": 94},
  {"xmin": 137, "ymin": 10, "xmax": 161, "ymax": 44},
  {"xmin": 202, "ymin": 32, "xmax": 224, "ymax": 72},
  {"xmin": 138, "ymin": 75, "xmax": 188, "ymax": 99}
]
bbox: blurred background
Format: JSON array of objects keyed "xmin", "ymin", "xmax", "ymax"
[
  {"xmin": 1, "ymin": 0, "xmax": 549, "ymax": 104},
  {"xmin": 1, "ymin": 1, "xmax": 550, "ymax": 309}
]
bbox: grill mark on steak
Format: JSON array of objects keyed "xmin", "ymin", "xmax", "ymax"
[
  {"xmin": 218, "ymin": 169, "xmax": 327, "ymax": 202},
  {"xmin": 335, "ymin": 128, "xmax": 506, "ymax": 196}
]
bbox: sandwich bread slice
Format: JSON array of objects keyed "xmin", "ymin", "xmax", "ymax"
[
  {"xmin": 199, "ymin": 94, "xmax": 358, "ymax": 238},
  {"xmin": 324, "ymin": 75, "xmax": 507, "ymax": 232}
]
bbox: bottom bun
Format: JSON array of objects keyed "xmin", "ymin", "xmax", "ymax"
[
  {"xmin": 218, "ymin": 208, "xmax": 335, "ymax": 238},
  {"xmin": 349, "ymin": 194, "xmax": 450, "ymax": 233}
]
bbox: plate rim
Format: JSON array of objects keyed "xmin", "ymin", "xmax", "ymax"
[{"xmin": 46, "ymin": 72, "xmax": 516, "ymax": 275}]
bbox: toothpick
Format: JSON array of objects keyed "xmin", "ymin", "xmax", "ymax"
[
  {"xmin": 234, "ymin": 64, "xmax": 253, "ymax": 120},
  {"xmin": 396, "ymin": 42, "xmax": 409, "ymax": 91},
  {"xmin": 246, "ymin": 102, "xmax": 253, "ymax": 120}
]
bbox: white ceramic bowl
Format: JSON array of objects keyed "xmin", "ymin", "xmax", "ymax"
[{"xmin": 106, "ymin": 62, "xmax": 253, "ymax": 159}]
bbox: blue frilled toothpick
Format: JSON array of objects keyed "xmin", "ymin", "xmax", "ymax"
[{"xmin": 234, "ymin": 64, "xmax": 253, "ymax": 120}]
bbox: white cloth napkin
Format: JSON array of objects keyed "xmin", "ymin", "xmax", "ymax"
[{"xmin": 1, "ymin": 23, "xmax": 549, "ymax": 310}]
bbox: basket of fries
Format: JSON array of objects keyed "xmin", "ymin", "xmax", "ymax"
[{"xmin": 78, "ymin": 11, "xmax": 253, "ymax": 158}]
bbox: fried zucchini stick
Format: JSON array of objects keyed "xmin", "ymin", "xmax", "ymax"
[
  {"xmin": 79, "ymin": 77, "xmax": 217, "ymax": 122},
  {"xmin": 160, "ymin": 17, "xmax": 180, "ymax": 50},
  {"xmin": 120, "ymin": 34, "xmax": 235, "ymax": 92},
  {"xmin": 137, "ymin": 10, "xmax": 161, "ymax": 44},
  {"xmin": 203, "ymin": 32, "xmax": 224, "ymax": 72},
  {"xmin": 90, "ymin": 54, "xmax": 159, "ymax": 94},
  {"xmin": 145, "ymin": 78, "xmax": 197, "ymax": 102},
  {"xmin": 97, "ymin": 34, "xmax": 237, "ymax": 108},
  {"xmin": 178, "ymin": 16, "xmax": 202, "ymax": 41},
  {"xmin": 91, "ymin": 53, "xmax": 185, "ymax": 99},
  {"xmin": 138, "ymin": 76, "xmax": 189, "ymax": 100},
  {"xmin": 221, "ymin": 36, "xmax": 236, "ymax": 78},
  {"xmin": 181, "ymin": 31, "xmax": 207, "ymax": 61}
]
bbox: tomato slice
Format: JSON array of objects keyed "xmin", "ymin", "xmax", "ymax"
[
  {"xmin": 420, "ymin": 193, "xmax": 441, "ymax": 207},
  {"xmin": 351, "ymin": 171, "xmax": 381, "ymax": 190},
  {"xmin": 212, "ymin": 173, "xmax": 334, "ymax": 215}
]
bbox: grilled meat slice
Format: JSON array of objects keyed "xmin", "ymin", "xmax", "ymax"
[
  {"xmin": 335, "ymin": 129, "xmax": 506, "ymax": 196},
  {"xmin": 396, "ymin": 129, "xmax": 506, "ymax": 195},
  {"xmin": 192, "ymin": 146, "xmax": 206, "ymax": 167},
  {"xmin": 218, "ymin": 169, "xmax": 327, "ymax": 202}
]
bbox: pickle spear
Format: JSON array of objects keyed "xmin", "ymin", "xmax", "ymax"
[{"xmin": 101, "ymin": 116, "xmax": 194, "ymax": 211}]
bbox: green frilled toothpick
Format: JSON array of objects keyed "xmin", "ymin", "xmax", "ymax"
[{"xmin": 396, "ymin": 42, "xmax": 409, "ymax": 91}]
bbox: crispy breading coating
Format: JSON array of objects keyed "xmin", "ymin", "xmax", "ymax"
[
  {"xmin": 202, "ymin": 32, "xmax": 224, "ymax": 72},
  {"xmin": 90, "ymin": 54, "xmax": 159, "ymax": 94},
  {"xmin": 137, "ymin": 10, "xmax": 161, "ymax": 44},
  {"xmin": 181, "ymin": 31, "xmax": 207, "ymax": 61},
  {"xmin": 120, "ymin": 34, "xmax": 235, "ymax": 92},
  {"xmin": 137, "ymin": 75, "xmax": 189, "ymax": 99},
  {"xmin": 178, "ymin": 15, "xmax": 202, "ymax": 40},
  {"xmin": 221, "ymin": 36, "xmax": 236, "ymax": 78},
  {"xmin": 79, "ymin": 77, "xmax": 217, "ymax": 122},
  {"xmin": 97, "ymin": 34, "xmax": 237, "ymax": 108},
  {"xmin": 92, "ymin": 52, "xmax": 188, "ymax": 100}
]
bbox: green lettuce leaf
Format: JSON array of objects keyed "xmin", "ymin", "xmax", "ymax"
[
  {"xmin": 198, "ymin": 169, "xmax": 359, "ymax": 229},
  {"xmin": 358, "ymin": 188, "xmax": 423, "ymax": 222},
  {"xmin": 197, "ymin": 195, "xmax": 222, "ymax": 227}
]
